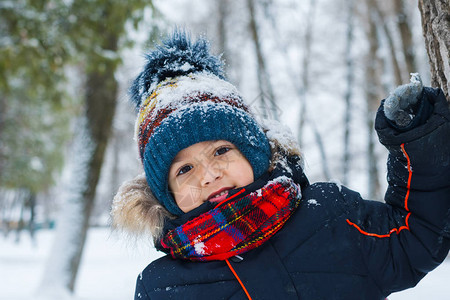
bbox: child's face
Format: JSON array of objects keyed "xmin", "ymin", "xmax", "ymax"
[{"xmin": 168, "ymin": 140, "xmax": 254, "ymax": 213}]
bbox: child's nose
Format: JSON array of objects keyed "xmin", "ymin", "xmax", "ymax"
[{"xmin": 199, "ymin": 162, "xmax": 223, "ymax": 186}]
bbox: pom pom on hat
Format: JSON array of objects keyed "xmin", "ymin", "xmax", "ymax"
[
  {"xmin": 130, "ymin": 30, "xmax": 271, "ymax": 216},
  {"xmin": 130, "ymin": 31, "xmax": 225, "ymax": 108}
]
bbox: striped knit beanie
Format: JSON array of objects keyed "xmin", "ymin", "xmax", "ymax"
[{"xmin": 129, "ymin": 31, "xmax": 271, "ymax": 216}]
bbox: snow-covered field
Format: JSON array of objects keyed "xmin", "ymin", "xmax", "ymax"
[
  {"xmin": 0, "ymin": 227, "xmax": 448, "ymax": 299},
  {"xmin": 0, "ymin": 228, "xmax": 163, "ymax": 300}
]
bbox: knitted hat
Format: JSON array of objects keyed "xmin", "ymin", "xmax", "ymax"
[{"xmin": 130, "ymin": 31, "xmax": 271, "ymax": 216}]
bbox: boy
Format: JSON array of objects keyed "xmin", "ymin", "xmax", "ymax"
[{"xmin": 112, "ymin": 31, "xmax": 450, "ymax": 299}]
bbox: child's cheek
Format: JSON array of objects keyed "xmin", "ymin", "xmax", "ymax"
[{"xmin": 172, "ymin": 173, "xmax": 190, "ymax": 188}]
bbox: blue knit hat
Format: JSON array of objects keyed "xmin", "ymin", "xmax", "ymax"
[{"xmin": 130, "ymin": 31, "xmax": 271, "ymax": 216}]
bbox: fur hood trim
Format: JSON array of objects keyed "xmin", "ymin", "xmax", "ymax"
[
  {"xmin": 111, "ymin": 120, "xmax": 302, "ymax": 242},
  {"xmin": 111, "ymin": 173, "xmax": 173, "ymax": 243}
]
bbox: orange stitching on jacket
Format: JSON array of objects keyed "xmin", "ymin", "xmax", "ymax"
[
  {"xmin": 226, "ymin": 259, "xmax": 253, "ymax": 300},
  {"xmin": 401, "ymin": 143, "xmax": 412, "ymax": 212},
  {"xmin": 346, "ymin": 143, "xmax": 411, "ymax": 238}
]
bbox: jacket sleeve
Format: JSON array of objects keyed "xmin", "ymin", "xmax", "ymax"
[
  {"xmin": 376, "ymin": 87, "xmax": 450, "ymax": 237},
  {"xmin": 348, "ymin": 87, "xmax": 450, "ymax": 295}
]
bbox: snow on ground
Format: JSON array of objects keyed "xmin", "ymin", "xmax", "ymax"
[
  {"xmin": 0, "ymin": 228, "xmax": 449, "ymax": 299},
  {"xmin": 0, "ymin": 228, "xmax": 163, "ymax": 300}
]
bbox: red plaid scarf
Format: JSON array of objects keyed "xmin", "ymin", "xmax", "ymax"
[{"xmin": 160, "ymin": 175, "xmax": 302, "ymax": 261}]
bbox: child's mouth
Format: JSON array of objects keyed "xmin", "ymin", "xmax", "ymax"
[{"xmin": 207, "ymin": 188, "xmax": 233, "ymax": 203}]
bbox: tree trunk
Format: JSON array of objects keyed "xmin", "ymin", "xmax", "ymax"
[
  {"xmin": 297, "ymin": 0, "xmax": 316, "ymax": 147},
  {"xmin": 15, "ymin": 190, "xmax": 25, "ymax": 243},
  {"xmin": 40, "ymin": 41, "xmax": 118, "ymax": 293},
  {"xmin": 394, "ymin": 0, "xmax": 418, "ymax": 75},
  {"xmin": 298, "ymin": 0, "xmax": 331, "ymax": 180},
  {"xmin": 373, "ymin": 1, "xmax": 404, "ymax": 86},
  {"xmin": 69, "ymin": 56, "xmax": 118, "ymax": 291},
  {"xmin": 110, "ymin": 133, "xmax": 121, "ymax": 197},
  {"xmin": 418, "ymin": 0, "xmax": 450, "ymax": 100},
  {"xmin": 27, "ymin": 191, "xmax": 36, "ymax": 242},
  {"xmin": 247, "ymin": 0, "xmax": 279, "ymax": 120},
  {"xmin": 217, "ymin": 0, "xmax": 230, "ymax": 74},
  {"xmin": 343, "ymin": 0, "xmax": 355, "ymax": 186},
  {"xmin": 40, "ymin": 114, "xmax": 94, "ymax": 295},
  {"xmin": 365, "ymin": 0, "xmax": 384, "ymax": 200},
  {"xmin": 0, "ymin": 95, "xmax": 6, "ymax": 185}
]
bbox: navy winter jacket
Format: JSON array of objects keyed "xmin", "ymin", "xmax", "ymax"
[{"xmin": 134, "ymin": 88, "xmax": 450, "ymax": 299}]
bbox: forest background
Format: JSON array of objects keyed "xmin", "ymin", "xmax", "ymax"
[{"xmin": 1, "ymin": 0, "xmax": 449, "ymax": 299}]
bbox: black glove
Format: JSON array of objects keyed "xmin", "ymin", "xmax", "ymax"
[{"xmin": 383, "ymin": 73, "xmax": 423, "ymax": 128}]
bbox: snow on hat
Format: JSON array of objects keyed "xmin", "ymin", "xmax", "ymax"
[{"xmin": 129, "ymin": 30, "xmax": 271, "ymax": 216}]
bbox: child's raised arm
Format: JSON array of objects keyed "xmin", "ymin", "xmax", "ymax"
[{"xmin": 347, "ymin": 75, "xmax": 450, "ymax": 295}]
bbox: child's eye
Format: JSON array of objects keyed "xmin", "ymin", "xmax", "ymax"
[
  {"xmin": 215, "ymin": 146, "xmax": 231, "ymax": 156},
  {"xmin": 177, "ymin": 165, "xmax": 193, "ymax": 176}
]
